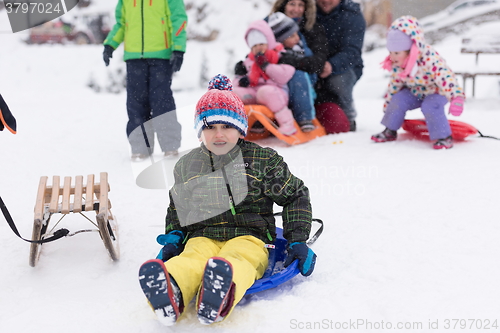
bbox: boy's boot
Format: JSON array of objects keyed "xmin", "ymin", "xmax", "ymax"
[
  {"xmin": 197, "ymin": 257, "xmax": 236, "ymax": 325},
  {"xmin": 433, "ymin": 135, "xmax": 453, "ymax": 149},
  {"xmin": 371, "ymin": 128, "xmax": 397, "ymax": 142},
  {"xmin": 138, "ymin": 259, "xmax": 184, "ymax": 326}
]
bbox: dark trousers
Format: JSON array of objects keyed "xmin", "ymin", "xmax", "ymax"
[
  {"xmin": 316, "ymin": 68, "xmax": 358, "ymax": 122},
  {"xmin": 126, "ymin": 59, "xmax": 182, "ymax": 155}
]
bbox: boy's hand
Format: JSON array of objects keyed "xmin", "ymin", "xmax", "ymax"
[
  {"xmin": 103, "ymin": 45, "xmax": 114, "ymax": 66},
  {"xmin": 284, "ymin": 242, "xmax": 317, "ymax": 276},
  {"xmin": 255, "ymin": 52, "xmax": 269, "ymax": 70},
  {"xmin": 156, "ymin": 230, "xmax": 184, "ymax": 261},
  {"xmin": 449, "ymin": 97, "xmax": 464, "ymax": 116}
]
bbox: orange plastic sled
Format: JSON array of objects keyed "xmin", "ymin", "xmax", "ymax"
[
  {"xmin": 403, "ymin": 119, "xmax": 478, "ymax": 141},
  {"xmin": 244, "ymin": 105, "xmax": 326, "ymax": 145}
]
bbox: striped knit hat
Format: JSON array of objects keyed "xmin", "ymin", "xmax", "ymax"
[
  {"xmin": 194, "ymin": 74, "xmax": 248, "ymax": 138},
  {"xmin": 268, "ymin": 12, "xmax": 299, "ymax": 43}
]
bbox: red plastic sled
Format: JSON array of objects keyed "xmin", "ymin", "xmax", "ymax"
[
  {"xmin": 403, "ymin": 119, "xmax": 478, "ymax": 141},
  {"xmin": 244, "ymin": 105, "xmax": 326, "ymax": 145}
]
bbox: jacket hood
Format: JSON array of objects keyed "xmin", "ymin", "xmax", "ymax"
[
  {"xmin": 389, "ymin": 16, "xmax": 426, "ymax": 54},
  {"xmin": 245, "ymin": 20, "xmax": 279, "ymax": 50},
  {"xmin": 270, "ymin": 0, "xmax": 316, "ymax": 31}
]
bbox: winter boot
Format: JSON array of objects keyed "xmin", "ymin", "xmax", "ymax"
[
  {"xmin": 349, "ymin": 120, "xmax": 356, "ymax": 132},
  {"xmin": 138, "ymin": 259, "xmax": 184, "ymax": 326},
  {"xmin": 274, "ymin": 107, "xmax": 297, "ymax": 136},
  {"xmin": 249, "ymin": 121, "xmax": 266, "ymax": 134},
  {"xmin": 299, "ymin": 120, "xmax": 315, "ymax": 132},
  {"xmin": 433, "ymin": 135, "xmax": 453, "ymax": 149},
  {"xmin": 197, "ymin": 257, "xmax": 236, "ymax": 325},
  {"xmin": 131, "ymin": 153, "xmax": 150, "ymax": 162},
  {"xmin": 371, "ymin": 128, "xmax": 397, "ymax": 143}
]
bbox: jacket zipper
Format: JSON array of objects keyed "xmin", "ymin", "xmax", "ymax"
[{"xmin": 140, "ymin": 0, "xmax": 144, "ymax": 57}]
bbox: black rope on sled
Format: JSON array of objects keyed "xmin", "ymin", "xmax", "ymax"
[
  {"xmin": 0, "ymin": 196, "xmax": 69, "ymax": 244},
  {"xmin": 273, "ymin": 212, "xmax": 324, "ymax": 246},
  {"xmin": 477, "ymin": 130, "xmax": 500, "ymax": 140}
]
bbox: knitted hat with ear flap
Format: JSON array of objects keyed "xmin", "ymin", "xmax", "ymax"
[
  {"xmin": 386, "ymin": 29, "xmax": 413, "ymax": 52},
  {"xmin": 194, "ymin": 74, "xmax": 248, "ymax": 138}
]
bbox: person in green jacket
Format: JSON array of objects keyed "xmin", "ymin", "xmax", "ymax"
[
  {"xmin": 138, "ymin": 74, "xmax": 317, "ymax": 326},
  {"xmin": 102, "ymin": 0, "xmax": 187, "ymax": 161}
]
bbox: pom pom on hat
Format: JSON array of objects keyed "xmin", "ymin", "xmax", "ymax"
[
  {"xmin": 386, "ymin": 29, "xmax": 413, "ymax": 52},
  {"xmin": 268, "ymin": 12, "xmax": 299, "ymax": 43},
  {"xmin": 194, "ymin": 74, "xmax": 248, "ymax": 138}
]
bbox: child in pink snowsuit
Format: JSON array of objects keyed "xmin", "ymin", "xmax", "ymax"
[
  {"xmin": 372, "ymin": 16, "xmax": 465, "ymax": 149},
  {"xmin": 234, "ymin": 19, "xmax": 297, "ymax": 136}
]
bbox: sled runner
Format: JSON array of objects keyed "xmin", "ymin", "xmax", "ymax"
[
  {"xmin": 403, "ymin": 119, "xmax": 478, "ymax": 141},
  {"xmin": 245, "ymin": 213, "xmax": 323, "ymax": 295},
  {"xmin": 244, "ymin": 105, "xmax": 326, "ymax": 145},
  {"xmin": 29, "ymin": 172, "xmax": 119, "ymax": 267}
]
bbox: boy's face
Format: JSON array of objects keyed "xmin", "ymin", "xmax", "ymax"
[
  {"xmin": 389, "ymin": 50, "xmax": 410, "ymax": 68},
  {"xmin": 282, "ymin": 32, "xmax": 300, "ymax": 49},
  {"xmin": 251, "ymin": 43, "xmax": 268, "ymax": 55},
  {"xmin": 284, "ymin": 0, "xmax": 305, "ymax": 19},
  {"xmin": 200, "ymin": 123, "xmax": 244, "ymax": 155}
]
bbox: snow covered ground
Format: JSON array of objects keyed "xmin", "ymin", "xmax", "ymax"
[{"xmin": 1, "ymin": 2, "xmax": 500, "ymax": 332}]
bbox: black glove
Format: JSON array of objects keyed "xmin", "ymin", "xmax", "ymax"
[
  {"xmin": 170, "ymin": 51, "xmax": 184, "ymax": 72},
  {"xmin": 234, "ymin": 60, "xmax": 247, "ymax": 75},
  {"xmin": 103, "ymin": 45, "xmax": 114, "ymax": 66},
  {"xmin": 284, "ymin": 242, "xmax": 317, "ymax": 276},
  {"xmin": 278, "ymin": 52, "xmax": 299, "ymax": 67},
  {"xmin": 238, "ymin": 76, "xmax": 250, "ymax": 87},
  {"xmin": 255, "ymin": 52, "xmax": 269, "ymax": 70},
  {"xmin": 155, "ymin": 230, "xmax": 185, "ymax": 261}
]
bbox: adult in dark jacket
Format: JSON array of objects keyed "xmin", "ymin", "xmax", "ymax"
[
  {"xmin": 270, "ymin": 0, "xmax": 329, "ymax": 76},
  {"xmin": 316, "ymin": 0, "xmax": 365, "ymax": 131}
]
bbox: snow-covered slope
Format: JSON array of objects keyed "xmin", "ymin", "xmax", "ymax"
[{"xmin": 1, "ymin": 2, "xmax": 500, "ymax": 332}]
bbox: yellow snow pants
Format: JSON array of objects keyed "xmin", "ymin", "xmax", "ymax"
[{"xmin": 165, "ymin": 235, "xmax": 269, "ymax": 320}]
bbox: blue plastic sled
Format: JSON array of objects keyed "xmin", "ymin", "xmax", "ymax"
[
  {"xmin": 245, "ymin": 227, "xmax": 299, "ymax": 295},
  {"xmin": 245, "ymin": 216, "xmax": 323, "ymax": 295}
]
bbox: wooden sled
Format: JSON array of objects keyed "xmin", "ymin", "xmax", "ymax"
[
  {"xmin": 30, "ymin": 172, "xmax": 119, "ymax": 267},
  {"xmin": 244, "ymin": 105, "xmax": 326, "ymax": 145}
]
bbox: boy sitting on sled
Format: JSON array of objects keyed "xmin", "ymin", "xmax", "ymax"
[{"xmin": 138, "ymin": 74, "xmax": 317, "ymax": 326}]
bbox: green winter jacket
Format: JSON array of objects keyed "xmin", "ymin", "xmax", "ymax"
[
  {"xmin": 104, "ymin": 0, "xmax": 187, "ymax": 61},
  {"xmin": 165, "ymin": 139, "xmax": 312, "ymax": 244}
]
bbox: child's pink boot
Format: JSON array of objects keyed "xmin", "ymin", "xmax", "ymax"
[{"xmin": 274, "ymin": 107, "xmax": 297, "ymax": 136}]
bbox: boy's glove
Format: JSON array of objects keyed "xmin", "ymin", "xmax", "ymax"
[
  {"xmin": 103, "ymin": 45, "xmax": 114, "ymax": 66},
  {"xmin": 255, "ymin": 52, "xmax": 269, "ymax": 70},
  {"xmin": 449, "ymin": 97, "xmax": 464, "ymax": 116},
  {"xmin": 284, "ymin": 242, "xmax": 316, "ymax": 276},
  {"xmin": 170, "ymin": 51, "xmax": 184, "ymax": 72},
  {"xmin": 238, "ymin": 76, "xmax": 250, "ymax": 87},
  {"xmin": 234, "ymin": 60, "xmax": 247, "ymax": 75},
  {"xmin": 156, "ymin": 230, "xmax": 185, "ymax": 261}
]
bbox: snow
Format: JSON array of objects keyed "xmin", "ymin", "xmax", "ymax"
[{"xmin": 1, "ymin": 2, "xmax": 500, "ymax": 332}]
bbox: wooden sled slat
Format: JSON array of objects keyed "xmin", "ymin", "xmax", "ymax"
[
  {"xmin": 61, "ymin": 176, "xmax": 72, "ymax": 214},
  {"xmin": 73, "ymin": 175, "xmax": 83, "ymax": 213},
  {"xmin": 85, "ymin": 174, "xmax": 94, "ymax": 211},
  {"xmin": 49, "ymin": 176, "xmax": 60, "ymax": 213}
]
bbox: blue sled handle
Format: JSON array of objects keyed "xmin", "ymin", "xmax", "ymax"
[{"xmin": 245, "ymin": 259, "xmax": 300, "ymax": 295}]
